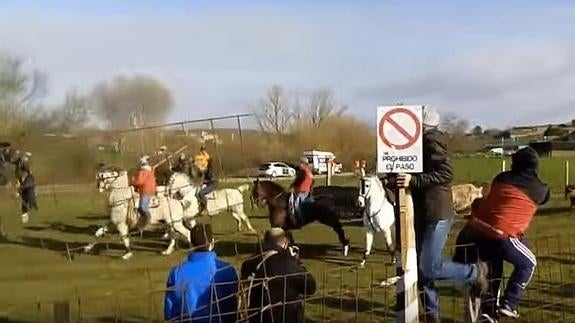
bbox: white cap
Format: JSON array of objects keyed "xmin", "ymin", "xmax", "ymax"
[
  {"xmin": 422, "ymin": 106, "xmax": 440, "ymax": 128},
  {"xmin": 139, "ymin": 155, "xmax": 150, "ymax": 165}
]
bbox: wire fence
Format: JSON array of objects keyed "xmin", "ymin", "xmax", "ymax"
[{"xmin": 2, "ymin": 233, "xmax": 574, "ymax": 323}]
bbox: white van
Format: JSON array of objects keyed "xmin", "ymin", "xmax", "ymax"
[{"xmin": 302, "ymin": 150, "xmax": 343, "ymax": 174}]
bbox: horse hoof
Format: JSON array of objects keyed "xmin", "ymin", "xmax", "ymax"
[
  {"xmin": 83, "ymin": 244, "xmax": 95, "ymax": 253},
  {"xmin": 343, "ymin": 244, "xmax": 350, "ymax": 257},
  {"xmin": 122, "ymin": 252, "xmax": 133, "ymax": 260},
  {"xmin": 21, "ymin": 214, "xmax": 29, "ymax": 224},
  {"xmin": 95, "ymin": 228, "xmax": 106, "ymax": 238},
  {"xmin": 359, "ymin": 260, "xmax": 366, "ymax": 268},
  {"xmin": 161, "ymin": 233, "xmax": 170, "ymax": 240},
  {"xmin": 161, "ymin": 250, "xmax": 172, "ymax": 256}
]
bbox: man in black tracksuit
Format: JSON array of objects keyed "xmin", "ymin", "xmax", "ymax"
[{"xmin": 241, "ymin": 228, "xmax": 316, "ymax": 323}]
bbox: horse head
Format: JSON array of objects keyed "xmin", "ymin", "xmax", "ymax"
[
  {"xmin": 251, "ymin": 179, "xmax": 285, "ymax": 208},
  {"xmin": 358, "ymin": 175, "xmax": 385, "ymax": 208},
  {"xmin": 96, "ymin": 169, "xmax": 127, "ymax": 192},
  {"xmin": 167, "ymin": 171, "xmax": 196, "ymax": 199}
]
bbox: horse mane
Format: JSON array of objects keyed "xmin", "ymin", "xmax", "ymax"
[{"xmin": 257, "ymin": 180, "xmax": 286, "ymax": 194}]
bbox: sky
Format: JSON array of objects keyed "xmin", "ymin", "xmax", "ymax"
[{"xmin": 1, "ymin": 0, "xmax": 575, "ymax": 129}]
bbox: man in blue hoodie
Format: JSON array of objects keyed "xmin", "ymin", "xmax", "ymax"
[{"xmin": 164, "ymin": 224, "xmax": 238, "ymax": 322}]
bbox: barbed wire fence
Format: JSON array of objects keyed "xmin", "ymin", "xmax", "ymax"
[{"xmin": 2, "ymin": 232, "xmax": 574, "ymax": 322}]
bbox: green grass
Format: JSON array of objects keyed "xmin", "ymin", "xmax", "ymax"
[{"xmin": 1, "ymin": 157, "xmax": 574, "ymax": 322}]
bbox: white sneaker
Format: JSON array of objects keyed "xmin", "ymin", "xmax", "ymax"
[
  {"xmin": 21, "ymin": 213, "xmax": 29, "ymax": 224},
  {"xmin": 499, "ymin": 303, "xmax": 519, "ymax": 318}
]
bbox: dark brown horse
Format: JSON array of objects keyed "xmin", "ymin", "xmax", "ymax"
[{"xmin": 251, "ymin": 179, "xmax": 350, "ymax": 256}]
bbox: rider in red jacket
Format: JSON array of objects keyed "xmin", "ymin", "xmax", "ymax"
[
  {"xmin": 289, "ymin": 157, "xmax": 314, "ymax": 224},
  {"xmin": 131, "ymin": 156, "xmax": 157, "ymax": 229}
]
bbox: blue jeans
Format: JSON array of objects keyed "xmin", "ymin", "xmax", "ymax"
[
  {"xmin": 199, "ymin": 183, "xmax": 215, "ymax": 197},
  {"xmin": 294, "ymin": 192, "xmax": 310, "ymax": 215},
  {"xmin": 417, "ymin": 218, "xmax": 478, "ymax": 317},
  {"xmin": 139, "ymin": 195, "xmax": 152, "ymax": 216}
]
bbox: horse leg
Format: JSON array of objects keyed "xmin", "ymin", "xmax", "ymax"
[
  {"xmin": 361, "ymin": 228, "xmax": 375, "ymax": 268},
  {"xmin": 230, "ymin": 211, "xmax": 243, "ymax": 232},
  {"xmin": 163, "ymin": 221, "xmax": 190, "ymax": 256},
  {"xmin": 319, "ymin": 217, "xmax": 350, "ymax": 257},
  {"xmin": 386, "ymin": 224, "xmax": 398, "ymax": 264},
  {"xmin": 117, "ymin": 222, "xmax": 133, "ymax": 260},
  {"xmin": 94, "ymin": 222, "xmax": 110, "ymax": 238},
  {"xmin": 233, "ymin": 206, "xmax": 256, "ymax": 233}
]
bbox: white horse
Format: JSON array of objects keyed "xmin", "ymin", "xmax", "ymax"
[
  {"xmin": 167, "ymin": 172, "xmax": 255, "ymax": 232},
  {"xmin": 357, "ymin": 175, "xmax": 397, "ymax": 268},
  {"xmin": 89, "ymin": 170, "xmax": 191, "ymax": 260}
]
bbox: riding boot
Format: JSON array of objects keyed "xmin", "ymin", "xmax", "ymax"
[
  {"xmin": 198, "ymin": 196, "xmax": 208, "ymax": 217},
  {"xmin": 136, "ymin": 210, "xmax": 150, "ymax": 231}
]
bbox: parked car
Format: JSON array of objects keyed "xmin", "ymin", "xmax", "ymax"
[{"xmin": 258, "ymin": 162, "xmax": 296, "ymax": 178}]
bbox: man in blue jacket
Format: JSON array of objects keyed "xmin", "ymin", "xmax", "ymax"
[{"xmin": 164, "ymin": 224, "xmax": 238, "ymax": 322}]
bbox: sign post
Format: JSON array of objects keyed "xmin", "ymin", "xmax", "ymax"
[{"xmin": 377, "ymin": 105, "xmax": 422, "ymax": 323}]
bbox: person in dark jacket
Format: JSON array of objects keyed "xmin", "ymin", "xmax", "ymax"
[
  {"xmin": 18, "ymin": 170, "xmax": 38, "ymax": 224},
  {"xmin": 241, "ymin": 228, "xmax": 316, "ymax": 323},
  {"xmin": 396, "ymin": 106, "xmax": 488, "ymax": 322},
  {"xmin": 164, "ymin": 224, "xmax": 238, "ymax": 322},
  {"xmin": 197, "ymin": 158, "xmax": 217, "ymax": 216},
  {"xmin": 469, "ymin": 147, "xmax": 549, "ymax": 320},
  {"xmin": 14, "ymin": 152, "xmax": 31, "ymax": 179},
  {"xmin": 172, "ymin": 153, "xmax": 192, "ymax": 175}
]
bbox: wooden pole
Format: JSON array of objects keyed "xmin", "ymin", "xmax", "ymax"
[
  {"xmin": 154, "ymin": 145, "xmax": 188, "ymax": 168},
  {"xmin": 502, "ymin": 159, "xmax": 506, "ymax": 172},
  {"xmin": 566, "ymin": 160, "xmax": 570, "ymax": 187},
  {"xmin": 236, "ymin": 115, "xmax": 245, "ymax": 156},
  {"xmin": 326, "ymin": 159, "xmax": 332, "ymax": 186},
  {"xmin": 396, "ymin": 188, "xmax": 419, "ymax": 323}
]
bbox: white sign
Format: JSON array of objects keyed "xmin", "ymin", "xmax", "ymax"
[{"xmin": 377, "ymin": 105, "xmax": 423, "ymax": 173}]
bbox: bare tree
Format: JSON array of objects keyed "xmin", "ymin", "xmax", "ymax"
[
  {"xmin": 48, "ymin": 91, "xmax": 92, "ymax": 131},
  {"xmin": 92, "ymin": 75, "xmax": 173, "ymax": 129},
  {"xmin": 304, "ymin": 89, "xmax": 346, "ymax": 128},
  {"xmin": 0, "ymin": 54, "xmax": 47, "ymax": 135},
  {"xmin": 254, "ymin": 85, "xmax": 292, "ymax": 134}
]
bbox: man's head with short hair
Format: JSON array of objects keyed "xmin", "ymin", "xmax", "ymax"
[
  {"xmin": 190, "ymin": 223, "xmax": 215, "ymax": 251},
  {"xmin": 263, "ymin": 227, "xmax": 290, "ymax": 250}
]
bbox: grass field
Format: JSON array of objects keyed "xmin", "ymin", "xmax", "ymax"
[{"xmin": 1, "ymin": 157, "xmax": 574, "ymax": 322}]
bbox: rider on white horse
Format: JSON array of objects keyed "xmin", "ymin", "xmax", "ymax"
[
  {"xmin": 197, "ymin": 157, "xmax": 216, "ymax": 217},
  {"xmin": 132, "ymin": 156, "xmax": 157, "ymax": 229}
]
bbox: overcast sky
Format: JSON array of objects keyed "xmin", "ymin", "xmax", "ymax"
[{"xmin": 1, "ymin": 0, "xmax": 575, "ymax": 129}]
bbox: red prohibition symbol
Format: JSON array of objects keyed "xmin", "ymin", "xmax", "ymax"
[{"xmin": 378, "ymin": 108, "xmax": 421, "ymax": 150}]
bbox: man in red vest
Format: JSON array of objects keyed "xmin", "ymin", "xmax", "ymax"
[
  {"xmin": 470, "ymin": 147, "xmax": 549, "ymax": 320},
  {"xmin": 289, "ymin": 157, "xmax": 314, "ymax": 225}
]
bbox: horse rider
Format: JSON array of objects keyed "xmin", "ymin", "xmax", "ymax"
[
  {"xmin": 289, "ymin": 157, "xmax": 314, "ymax": 225},
  {"xmin": 172, "ymin": 153, "xmax": 191, "ymax": 176},
  {"xmin": 15, "ymin": 152, "xmax": 32, "ymax": 179},
  {"xmin": 131, "ymin": 155, "xmax": 157, "ymax": 229},
  {"xmin": 18, "ymin": 169, "xmax": 38, "ymax": 224},
  {"xmin": 197, "ymin": 156, "xmax": 217, "ymax": 217},
  {"xmin": 193, "ymin": 145, "xmax": 210, "ymax": 178}
]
